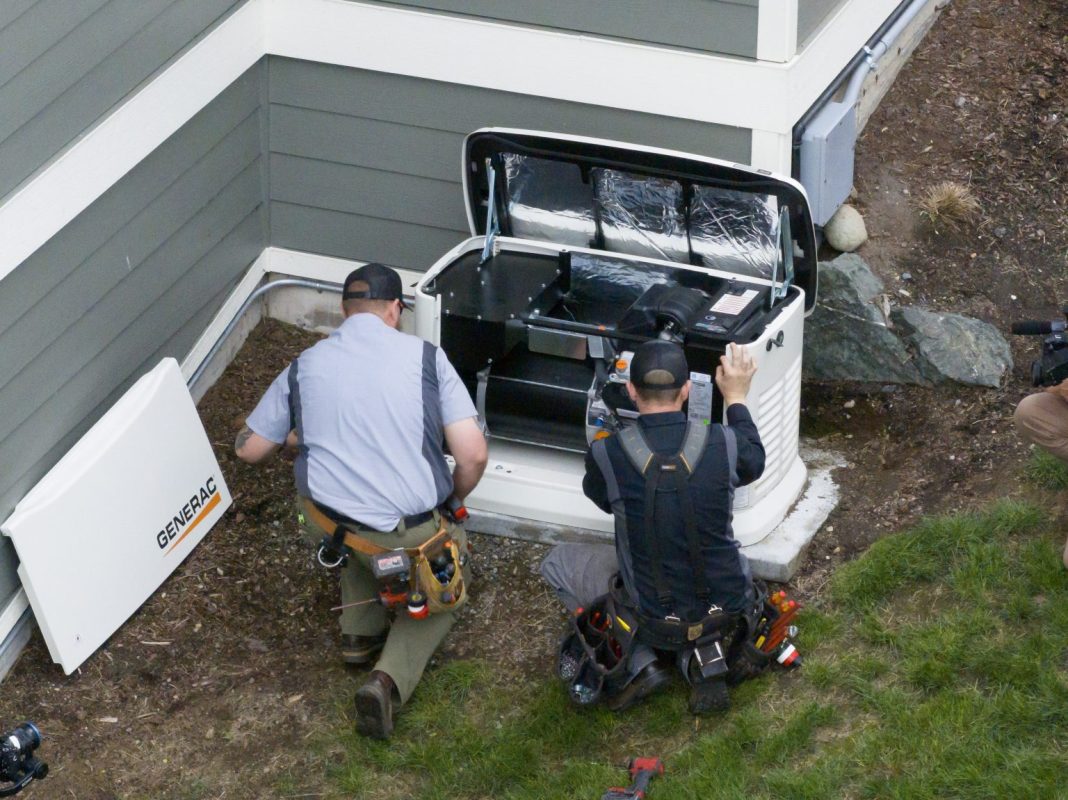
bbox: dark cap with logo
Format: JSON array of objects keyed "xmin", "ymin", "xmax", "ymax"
[
  {"xmin": 630, "ymin": 340, "xmax": 689, "ymax": 389},
  {"xmin": 343, "ymin": 262, "xmax": 403, "ymax": 301}
]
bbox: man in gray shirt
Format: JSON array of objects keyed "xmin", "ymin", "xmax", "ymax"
[{"xmin": 236, "ymin": 263, "xmax": 487, "ymax": 738}]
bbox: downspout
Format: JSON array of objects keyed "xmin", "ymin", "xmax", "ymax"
[{"xmin": 791, "ymin": 0, "xmax": 947, "ymax": 181}]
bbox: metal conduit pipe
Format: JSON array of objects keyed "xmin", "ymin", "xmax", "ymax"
[
  {"xmin": 839, "ymin": 0, "xmax": 938, "ymax": 111},
  {"xmin": 187, "ymin": 277, "xmax": 342, "ymax": 391},
  {"xmin": 791, "ymin": 0, "xmax": 948, "ymax": 180}
]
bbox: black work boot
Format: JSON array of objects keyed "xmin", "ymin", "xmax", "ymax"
[
  {"xmin": 341, "ymin": 633, "xmax": 386, "ymax": 666},
  {"xmin": 354, "ymin": 670, "xmax": 398, "ymax": 739},
  {"xmin": 605, "ymin": 662, "xmax": 673, "ymax": 713},
  {"xmin": 689, "ymin": 675, "xmax": 730, "ymax": 715}
]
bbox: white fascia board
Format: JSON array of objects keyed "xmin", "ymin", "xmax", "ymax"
[
  {"xmin": 0, "ymin": 0, "xmax": 903, "ymax": 286},
  {"xmin": 757, "ymin": 0, "xmax": 799, "ymax": 62},
  {"xmin": 267, "ymin": 0, "xmax": 792, "ymax": 131},
  {"xmin": 0, "ymin": 0, "xmax": 266, "ymax": 284}
]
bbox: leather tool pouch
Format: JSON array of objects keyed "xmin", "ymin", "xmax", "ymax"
[{"xmin": 412, "ymin": 523, "xmax": 468, "ymax": 615}]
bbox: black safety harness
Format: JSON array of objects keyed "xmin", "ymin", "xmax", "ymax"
[{"xmin": 609, "ymin": 422, "xmax": 740, "ymax": 680}]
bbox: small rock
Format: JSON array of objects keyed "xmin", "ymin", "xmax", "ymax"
[
  {"xmin": 955, "ymin": 95, "xmax": 967, "ymax": 108},
  {"xmin": 994, "ymin": 226, "xmax": 1008, "ymax": 238},
  {"xmin": 843, "ymin": 399, "xmax": 856, "ymax": 409},
  {"xmin": 900, "ymin": 272, "xmax": 913, "ymax": 282},
  {"xmin": 824, "ymin": 204, "xmax": 868, "ymax": 252}
]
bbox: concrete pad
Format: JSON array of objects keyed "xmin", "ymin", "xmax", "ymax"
[
  {"xmin": 466, "ymin": 439, "xmax": 845, "ymax": 583},
  {"xmin": 742, "ymin": 443, "xmax": 846, "ymax": 581}
]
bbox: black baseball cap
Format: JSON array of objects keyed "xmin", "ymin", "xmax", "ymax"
[
  {"xmin": 343, "ymin": 262, "xmax": 403, "ymax": 301},
  {"xmin": 630, "ymin": 340, "xmax": 689, "ymax": 389}
]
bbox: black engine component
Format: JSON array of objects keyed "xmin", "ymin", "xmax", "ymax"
[{"xmin": 616, "ymin": 284, "xmax": 709, "ymax": 341}]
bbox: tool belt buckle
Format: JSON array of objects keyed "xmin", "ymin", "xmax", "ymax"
[{"xmin": 693, "ymin": 638, "xmax": 727, "ymax": 679}]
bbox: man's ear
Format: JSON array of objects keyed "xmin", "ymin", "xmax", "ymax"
[
  {"xmin": 679, "ymin": 380, "xmax": 692, "ymax": 403},
  {"xmin": 626, "ymin": 381, "xmax": 638, "ymax": 403}
]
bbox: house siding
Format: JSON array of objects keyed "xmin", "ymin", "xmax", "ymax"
[
  {"xmin": 0, "ymin": 0, "xmax": 248, "ymax": 203},
  {"xmin": 363, "ymin": 0, "xmax": 760, "ymax": 58},
  {"xmin": 268, "ymin": 57, "xmax": 752, "ymax": 271},
  {"xmin": 0, "ymin": 64, "xmax": 268, "ymax": 604}
]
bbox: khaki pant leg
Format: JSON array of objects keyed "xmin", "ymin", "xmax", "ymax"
[
  {"xmin": 370, "ymin": 517, "xmax": 469, "ymax": 705},
  {"xmin": 1014, "ymin": 392, "xmax": 1068, "ymax": 462},
  {"xmin": 295, "ymin": 499, "xmax": 388, "ymax": 638}
]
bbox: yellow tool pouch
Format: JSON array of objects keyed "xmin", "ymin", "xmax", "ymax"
[{"xmin": 412, "ymin": 525, "xmax": 468, "ymax": 615}]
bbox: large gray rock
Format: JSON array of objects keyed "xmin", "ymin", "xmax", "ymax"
[
  {"xmin": 803, "ymin": 254, "xmax": 924, "ymax": 384},
  {"xmin": 891, "ymin": 307, "xmax": 1012, "ymax": 388}
]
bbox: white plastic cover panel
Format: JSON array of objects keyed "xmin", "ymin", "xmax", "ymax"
[{"xmin": 1, "ymin": 358, "xmax": 231, "ymax": 674}]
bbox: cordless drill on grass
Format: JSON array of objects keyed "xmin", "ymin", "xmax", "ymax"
[{"xmin": 601, "ymin": 758, "xmax": 664, "ymax": 800}]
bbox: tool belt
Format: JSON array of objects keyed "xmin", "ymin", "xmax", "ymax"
[
  {"xmin": 607, "ymin": 578, "xmax": 736, "ymax": 651},
  {"xmin": 302, "ymin": 498, "xmax": 467, "ymax": 615}
]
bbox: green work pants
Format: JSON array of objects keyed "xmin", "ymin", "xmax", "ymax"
[{"xmin": 298, "ymin": 499, "xmax": 470, "ymax": 704}]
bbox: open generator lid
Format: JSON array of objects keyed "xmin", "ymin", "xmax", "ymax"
[{"xmin": 463, "ymin": 128, "xmax": 818, "ymax": 311}]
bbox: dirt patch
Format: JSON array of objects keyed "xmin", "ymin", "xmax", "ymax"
[{"xmin": 0, "ymin": 2, "xmax": 1065, "ymax": 796}]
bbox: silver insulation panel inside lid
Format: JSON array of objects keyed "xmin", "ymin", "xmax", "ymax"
[{"xmin": 500, "ymin": 153, "xmax": 780, "ymax": 280}]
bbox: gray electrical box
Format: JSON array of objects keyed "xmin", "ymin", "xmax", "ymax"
[{"xmin": 799, "ymin": 99, "xmax": 857, "ymax": 227}]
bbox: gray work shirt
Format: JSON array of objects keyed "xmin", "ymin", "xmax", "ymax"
[{"xmin": 247, "ymin": 313, "xmax": 477, "ymax": 530}]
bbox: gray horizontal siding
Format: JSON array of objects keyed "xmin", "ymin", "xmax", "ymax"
[
  {"xmin": 367, "ymin": 0, "xmax": 759, "ymax": 58},
  {"xmin": 798, "ymin": 0, "xmax": 848, "ymax": 48},
  {"xmin": 268, "ymin": 58, "xmax": 751, "ymax": 270},
  {"xmin": 0, "ymin": 0, "xmax": 247, "ymax": 202},
  {"xmin": 0, "ymin": 64, "xmax": 268, "ymax": 597}
]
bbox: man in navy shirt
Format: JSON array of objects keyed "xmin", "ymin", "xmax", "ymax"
[{"xmin": 542, "ymin": 340, "xmax": 764, "ymax": 713}]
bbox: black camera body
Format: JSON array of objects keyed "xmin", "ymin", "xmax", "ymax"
[
  {"xmin": 1012, "ymin": 314, "xmax": 1068, "ymax": 387},
  {"xmin": 0, "ymin": 722, "xmax": 47, "ymax": 796}
]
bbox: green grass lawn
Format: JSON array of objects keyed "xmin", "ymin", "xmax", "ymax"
[{"xmin": 301, "ymin": 495, "xmax": 1068, "ymax": 800}]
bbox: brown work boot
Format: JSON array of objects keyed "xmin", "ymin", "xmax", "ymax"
[
  {"xmin": 354, "ymin": 670, "xmax": 397, "ymax": 739},
  {"xmin": 341, "ymin": 633, "xmax": 386, "ymax": 666}
]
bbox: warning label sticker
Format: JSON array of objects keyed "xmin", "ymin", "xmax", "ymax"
[{"xmin": 711, "ymin": 289, "xmax": 759, "ymax": 316}]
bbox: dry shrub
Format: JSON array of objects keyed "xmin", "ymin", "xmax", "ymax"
[{"xmin": 917, "ymin": 181, "xmax": 981, "ymax": 231}]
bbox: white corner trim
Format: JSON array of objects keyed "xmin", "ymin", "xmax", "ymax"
[
  {"xmin": 0, "ymin": 0, "xmax": 266, "ymax": 284},
  {"xmin": 0, "ymin": 0, "xmax": 905, "ymax": 287},
  {"xmin": 757, "ymin": 0, "xmax": 799, "ymax": 62},
  {"xmin": 750, "ymin": 129, "xmax": 794, "ymax": 174}
]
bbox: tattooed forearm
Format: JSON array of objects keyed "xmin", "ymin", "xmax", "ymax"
[{"xmin": 235, "ymin": 424, "xmax": 254, "ymax": 453}]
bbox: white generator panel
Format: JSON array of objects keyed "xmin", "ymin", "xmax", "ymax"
[{"xmin": 1, "ymin": 358, "xmax": 231, "ymax": 674}]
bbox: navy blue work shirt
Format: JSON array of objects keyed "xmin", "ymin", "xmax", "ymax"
[{"xmin": 583, "ymin": 405, "xmax": 765, "ymax": 617}]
